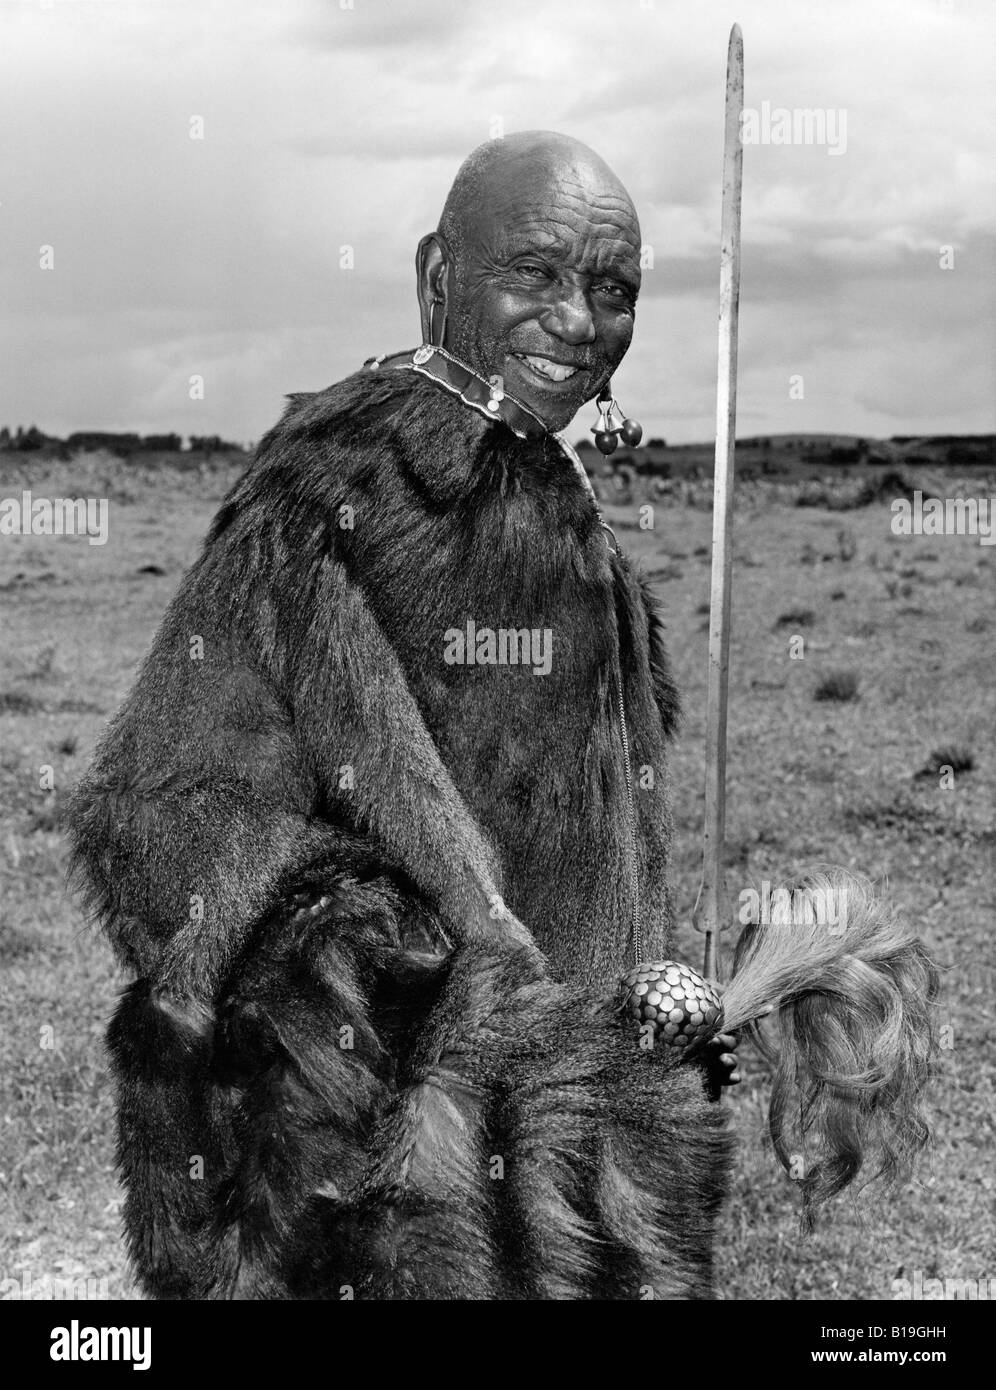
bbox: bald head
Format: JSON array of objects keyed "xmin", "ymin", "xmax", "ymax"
[
  {"xmin": 438, "ymin": 131, "xmax": 640, "ymax": 265},
  {"xmin": 416, "ymin": 131, "xmax": 642, "ymax": 431}
]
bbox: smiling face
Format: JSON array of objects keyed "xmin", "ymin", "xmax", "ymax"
[{"xmin": 420, "ymin": 134, "xmax": 642, "ymax": 433}]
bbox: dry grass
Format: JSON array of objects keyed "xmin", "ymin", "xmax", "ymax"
[{"xmin": 1, "ymin": 452, "xmax": 993, "ymax": 1301}]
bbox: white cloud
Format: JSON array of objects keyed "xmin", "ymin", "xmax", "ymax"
[{"xmin": 0, "ymin": 0, "xmax": 993, "ymax": 443}]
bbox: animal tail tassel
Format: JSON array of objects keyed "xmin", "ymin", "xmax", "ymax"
[{"xmin": 719, "ymin": 866, "xmax": 939, "ymax": 1225}]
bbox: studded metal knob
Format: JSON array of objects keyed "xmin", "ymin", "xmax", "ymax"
[{"xmin": 620, "ymin": 959, "xmax": 722, "ymax": 1047}]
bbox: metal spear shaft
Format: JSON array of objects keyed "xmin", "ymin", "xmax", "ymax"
[{"xmin": 695, "ymin": 24, "xmax": 744, "ymax": 984}]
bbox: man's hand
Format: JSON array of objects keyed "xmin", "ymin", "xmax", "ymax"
[
  {"xmin": 701, "ymin": 979, "xmax": 739, "ymax": 1092},
  {"xmin": 704, "ymin": 1031, "xmax": 740, "ymax": 1090},
  {"xmin": 701, "ymin": 1001, "xmax": 774, "ymax": 1098}
]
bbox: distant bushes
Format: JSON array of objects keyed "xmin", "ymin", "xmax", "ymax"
[
  {"xmin": 0, "ymin": 426, "xmax": 247, "ymax": 458},
  {"xmin": 187, "ymin": 435, "xmax": 245, "ymax": 454}
]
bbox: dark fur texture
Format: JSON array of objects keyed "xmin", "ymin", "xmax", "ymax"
[
  {"xmin": 68, "ymin": 366, "xmax": 731, "ymax": 1299},
  {"xmin": 109, "ymin": 881, "xmax": 729, "ymax": 1300}
]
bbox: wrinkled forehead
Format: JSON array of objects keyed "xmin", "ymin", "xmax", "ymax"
[{"xmin": 461, "ymin": 151, "xmax": 642, "ymax": 275}]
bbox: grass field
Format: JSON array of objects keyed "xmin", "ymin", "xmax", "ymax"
[{"xmin": 1, "ymin": 449, "xmax": 993, "ymax": 1301}]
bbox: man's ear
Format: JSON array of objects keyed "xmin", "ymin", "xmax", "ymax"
[{"xmin": 416, "ymin": 232, "xmax": 451, "ymax": 346}]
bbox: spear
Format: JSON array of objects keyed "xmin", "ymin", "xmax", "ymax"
[{"xmin": 694, "ymin": 24, "xmax": 744, "ymax": 984}]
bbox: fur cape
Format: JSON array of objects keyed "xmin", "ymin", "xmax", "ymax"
[{"xmin": 67, "ymin": 361, "xmax": 732, "ymax": 1299}]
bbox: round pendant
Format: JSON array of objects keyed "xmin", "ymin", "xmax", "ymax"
[
  {"xmin": 620, "ymin": 959, "xmax": 722, "ymax": 1047},
  {"xmin": 620, "ymin": 419, "xmax": 643, "ymax": 447}
]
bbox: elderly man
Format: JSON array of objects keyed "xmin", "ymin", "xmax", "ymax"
[{"xmin": 68, "ymin": 131, "xmax": 737, "ymax": 1301}]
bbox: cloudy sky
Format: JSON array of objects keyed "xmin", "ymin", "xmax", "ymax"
[{"xmin": 1, "ymin": 0, "xmax": 993, "ymax": 445}]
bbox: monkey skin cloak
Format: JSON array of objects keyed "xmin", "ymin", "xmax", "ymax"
[{"xmin": 68, "ymin": 360, "xmax": 732, "ymax": 1300}]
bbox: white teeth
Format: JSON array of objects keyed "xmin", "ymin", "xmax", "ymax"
[{"xmin": 521, "ymin": 354, "xmax": 578, "ymax": 383}]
